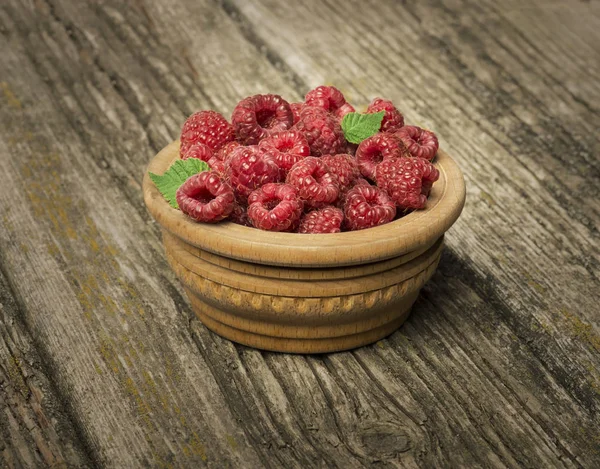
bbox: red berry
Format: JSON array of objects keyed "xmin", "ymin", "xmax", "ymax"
[
  {"xmin": 343, "ymin": 184, "xmax": 396, "ymax": 231},
  {"xmin": 305, "ymin": 86, "xmax": 347, "ymax": 113},
  {"xmin": 394, "ymin": 126, "xmax": 439, "ymax": 161},
  {"xmin": 320, "ymin": 154, "xmax": 360, "ymax": 193},
  {"xmin": 294, "ymin": 106, "xmax": 346, "ymax": 156},
  {"xmin": 334, "ymin": 102, "xmax": 356, "ymax": 120},
  {"xmin": 180, "ymin": 110, "xmax": 235, "ymax": 157},
  {"xmin": 259, "ymin": 130, "xmax": 310, "ymax": 178},
  {"xmin": 214, "ymin": 141, "xmax": 242, "ymax": 163},
  {"xmin": 286, "ymin": 157, "xmax": 339, "ymax": 209},
  {"xmin": 247, "ymin": 183, "xmax": 304, "ymax": 232},
  {"xmin": 290, "ymin": 102, "xmax": 305, "ymax": 125},
  {"xmin": 298, "ymin": 206, "xmax": 344, "ymax": 234},
  {"xmin": 207, "ymin": 157, "xmax": 226, "ymax": 175},
  {"xmin": 182, "ymin": 142, "xmax": 213, "ymax": 162},
  {"xmin": 366, "ymin": 98, "xmax": 404, "ymax": 133},
  {"xmin": 225, "ymin": 146, "xmax": 281, "ymax": 200},
  {"xmin": 176, "ymin": 172, "xmax": 235, "ymax": 223},
  {"xmin": 229, "ymin": 202, "xmax": 252, "ymax": 227},
  {"xmin": 375, "ymin": 157, "xmax": 439, "ymax": 210},
  {"xmin": 231, "ymin": 94, "xmax": 293, "ymax": 145},
  {"xmin": 355, "ymin": 132, "xmax": 409, "ymax": 180}
]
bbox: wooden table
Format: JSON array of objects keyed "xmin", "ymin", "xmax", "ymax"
[{"xmin": 1, "ymin": 1, "xmax": 599, "ymax": 467}]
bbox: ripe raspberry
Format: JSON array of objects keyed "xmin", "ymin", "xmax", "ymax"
[
  {"xmin": 259, "ymin": 130, "xmax": 310, "ymax": 178},
  {"xmin": 375, "ymin": 157, "xmax": 440, "ymax": 210},
  {"xmin": 394, "ymin": 126, "xmax": 439, "ymax": 161},
  {"xmin": 207, "ymin": 157, "xmax": 226, "ymax": 175},
  {"xmin": 355, "ymin": 132, "xmax": 409, "ymax": 180},
  {"xmin": 334, "ymin": 103, "xmax": 356, "ymax": 120},
  {"xmin": 176, "ymin": 172, "xmax": 235, "ymax": 223},
  {"xmin": 294, "ymin": 107, "xmax": 346, "ymax": 156},
  {"xmin": 231, "ymin": 94, "xmax": 293, "ymax": 145},
  {"xmin": 305, "ymin": 86, "xmax": 347, "ymax": 114},
  {"xmin": 290, "ymin": 102, "xmax": 305, "ymax": 125},
  {"xmin": 343, "ymin": 184, "xmax": 396, "ymax": 231},
  {"xmin": 286, "ymin": 157, "xmax": 339, "ymax": 209},
  {"xmin": 335, "ymin": 177, "xmax": 371, "ymax": 209},
  {"xmin": 229, "ymin": 203, "xmax": 252, "ymax": 227},
  {"xmin": 226, "ymin": 146, "xmax": 281, "ymax": 200},
  {"xmin": 181, "ymin": 142, "xmax": 213, "ymax": 162},
  {"xmin": 298, "ymin": 206, "xmax": 344, "ymax": 234},
  {"xmin": 320, "ymin": 154, "xmax": 360, "ymax": 193},
  {"xmin": 247, "ymin": 183, "xmax": 304, "ymax": 232},
  {"xmin": 366, "ymin": 98, "xmax": 404, "ymax": 133},
  {"xmin": 180, "ymin": 110, "xmax": 235, "ymax": 157},
  {"xmin": 214, "ymin": 141, "xmax": 242, "ymax": 163}
]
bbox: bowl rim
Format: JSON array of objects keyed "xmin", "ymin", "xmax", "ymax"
[{"xmin": 143, "ymin": 141, "xmax": 466, "ymax": 267}]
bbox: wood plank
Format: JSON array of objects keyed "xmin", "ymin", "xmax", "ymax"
[
  {"xmin": 0, "ymin": 0, "xmax": 599, "ymax": 467},
  {"xmin": 0, "ymin": 268, "xmax": 93, "ymax": 469}
]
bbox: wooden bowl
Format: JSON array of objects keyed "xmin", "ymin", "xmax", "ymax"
[{"xmin": 142, "ymin": 141, "xmax": 466, "ymax": 353}]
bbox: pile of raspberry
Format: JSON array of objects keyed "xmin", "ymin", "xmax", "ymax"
[{"xmin": 175, "ymin": 86, "xmax": 440, "ymax": 234}]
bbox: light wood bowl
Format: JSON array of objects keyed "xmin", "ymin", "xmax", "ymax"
[{"xmin": 142, "ymin": 141, "xmax": 466, "ymax": 353}]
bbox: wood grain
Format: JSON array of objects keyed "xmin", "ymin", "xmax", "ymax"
[{"xmin": 0, "ymin": 0, "xmax": 599, "ymax": 467}]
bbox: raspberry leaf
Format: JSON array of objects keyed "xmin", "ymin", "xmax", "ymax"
[
  {"xmin": 149, "ymin": 158, "xmax": 210, "ymax": 209},
  {"xmin": 341, "ymin": 111, "xmax": 385, "ymax": 144}
]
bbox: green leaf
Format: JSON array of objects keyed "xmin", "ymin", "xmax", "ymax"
[
  {"xmin": 341, "ymin": 111, "xmax": 385, "ymax": 144},
  {"xmin": 149, "ymin": 158, "xmax": 210, "ymax": 209}
]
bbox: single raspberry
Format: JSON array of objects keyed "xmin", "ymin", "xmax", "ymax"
[
  {"xmin": 259, "ymin": 130, "xmax": 310, "ymax": 178},
  {"xmin": 343, "ymin": 184, "xmax": 396, "ymax": 231},
  {"xmin": 286, "ymin": 157, "xmax": 339, "ymax": 209},
  {"xmin": 355, "ymin": 132, "xmax": 410, "ymax": 180},
  {"xmin": 225, "ymin": 146, "xmax": 281, "ymax": 200},
  {"xmin": 180, "ymin": 110, "xmax": 235, "ymax": 157},
  {"xmin": 394, "ymin": 126, "xmax": 439, "ymax": 161},
  {"xmin": 181, "ymin": 142, "xmax": 213, "ymax": 162},
  {"xmin": 207, "ymin": 157, "xmax": 226, "ymax": 175},
  {"xmin": 305, "ymin": 86, "xmax": 348, "ymax": 113},
  {"xmin": 294, "ymin": 107, "xmax": 346, "ymax": 156},
  {"xmin": 298, "ymin": 206, "xmax": 344, "ymax": 234},
  {"xmin": 176, "ymin": 172, "xmax": 235, "ymax": 223},
  {"xmin": 320, "ymin": 154, "xmax": 360, "ymax": 193},
  {"xmin": 335, "ymin": 177, "xmax": 371, "ymax": 209},
  {"xmin": 247, "ymin": 183, "xmax": 304, "ymax": 232},
  {"xmin": 229, "ymin": 202, "xmax": 252, "ymax": 227},
  {"xmin": 334, "ymin": 102, "xmax": 356, "ymax": 120},
  {"xmin": 375, "ymin": 157, "xmax": 440, "ymax": 210},
  {"xmin": 366, "ymin": 98, "xmax": 404, "ymax": 133},
  {"xmin": 214, "ymin": 141, "xmax": 242, "ymax": 163},
  {"xmin": 290, "ymin": 102, "xmax": 305, "ymax": 125},
  {"xmin": 231, "ymin": 94, "xmax": 293, "ymax": 145}
]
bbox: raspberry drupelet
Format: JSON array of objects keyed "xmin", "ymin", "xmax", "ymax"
[
  {"xmin": 247, "ymin": 183, "xmax": 304, "ymax": 232},
  {"xmin": 176, "ymin": 172, "xmax": 235, "ymax": 223},
  {"xmin": 320, "ymin": 154, "xmax": 361, "ymax": 194}
]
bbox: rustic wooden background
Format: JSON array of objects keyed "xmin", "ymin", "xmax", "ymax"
[{"xmin": 1, "ymin": 0, "xmax": 599, "ymax": 467}]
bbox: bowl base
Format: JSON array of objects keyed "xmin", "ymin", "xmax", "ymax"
[{"xmin": 186, "ymin": 289, "xmax": 419, "ymax": 354}]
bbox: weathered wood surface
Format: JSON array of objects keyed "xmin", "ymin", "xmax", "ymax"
[{"xmin": 0, "ymin": 0, "xmax": 598, "ymax": 467}]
